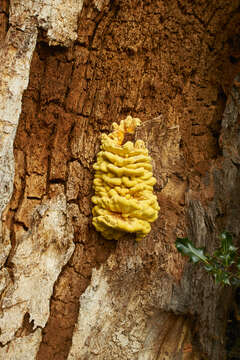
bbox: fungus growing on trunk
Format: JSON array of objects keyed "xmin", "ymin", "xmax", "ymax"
[{"xmin": 92, "ymin": 115, "xmax": 159, "ymax": 241}]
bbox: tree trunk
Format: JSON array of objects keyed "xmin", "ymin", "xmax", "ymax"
[{"xmin": 0, "ymin": 0, "xmax": 240, "ymax": 359}]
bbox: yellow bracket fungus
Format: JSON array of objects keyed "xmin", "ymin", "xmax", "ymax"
[{"xmin": 92, "ymin": 115, "xmax": 160, "ymax": 241}]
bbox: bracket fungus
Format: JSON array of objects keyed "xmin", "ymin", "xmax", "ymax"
[{"xmin": 92, "ymin": 115, "xmax": 160, "ymax": 241}]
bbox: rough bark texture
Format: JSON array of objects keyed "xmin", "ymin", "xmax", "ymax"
[
  {"xmin": 0, "ymin": 8, "xmax": 37, "ymax": 266},
  {"xmin": 0, "ymin": 0, "xmax": 240, "ymax": 359}
]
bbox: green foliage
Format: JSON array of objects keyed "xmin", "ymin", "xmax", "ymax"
[{"xmin": 176, "ymin": 232, "xmax": 240, "ymax": 286}]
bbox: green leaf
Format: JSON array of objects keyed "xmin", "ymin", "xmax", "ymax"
[
  {"xmin": 219, "ymin": 232, "xmax": 237, "ymax": 254},
  {"xmin": 223, "ymin": 277, "xmax": 231, "ymax": 286},
  {"xmin": 175, "ymin": 232, "xmax": 240, "ymax": 287},
  {"xmin": 218, "ymin": 253, "xmax": 235, "ymax": 267},
  {"xmin": 214, "ymin": 271, "xmax": 231, "ymax": 286},
  {"xmin": 176, "ymin": 238, "xmax": 208, "ymax": 264},
  {"xmin": 214, "ymin": 232, "xmax": 238, "ymax": 267}
]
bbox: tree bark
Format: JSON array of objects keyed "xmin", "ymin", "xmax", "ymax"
[{"xmin": 0, "ymin": 0, "xmax": 240, "ymax": 359}]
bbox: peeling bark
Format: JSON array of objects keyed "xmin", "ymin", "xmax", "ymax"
[
  {"xmin": 0, "ymin": 195, "xmax": 74, "ymax": 345},
  {"xmin": 0, "ymin": 329, "xmax": 42, "ymax": 360},
  {"xmin": 10, "ymin": 0, "xmax": 84, "ymax": 46},
  {"xmin": 0, "ymin": 23, "xmax": 37, "ymax": 255}
]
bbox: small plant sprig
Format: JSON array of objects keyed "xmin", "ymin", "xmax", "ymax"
[{"xmin": 176, "ymin": 232, "xmax": 240, "ymax": 286}]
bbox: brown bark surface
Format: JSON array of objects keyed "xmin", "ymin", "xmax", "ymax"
[{"xmin": 1, "ymin": 0, "xmax": 240, "ymax": 359}]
